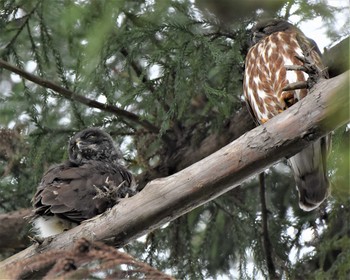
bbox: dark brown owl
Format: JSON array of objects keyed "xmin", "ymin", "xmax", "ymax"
[
  {"xmin": 243, "ymin": 19, "xmax": 330, "ymax": 211},
  {"xmin": 32, "ymin": 128, "xmax": 136, "ymax": 237}
]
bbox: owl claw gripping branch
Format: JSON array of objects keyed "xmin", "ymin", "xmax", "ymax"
[
  {"xmin": 283, "ymin": 51, "xmax": 328, "ymax": 92},
  {"xmin": 243, "ymin": 19, "xmax": 331, "ymax": 211}
]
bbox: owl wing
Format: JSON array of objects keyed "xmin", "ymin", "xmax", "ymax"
[{"xmin": 33, "ymin": 160, "xmax": 134, "ymax": 222}]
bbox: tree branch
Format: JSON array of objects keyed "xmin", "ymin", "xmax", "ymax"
[
  {"xmin": 323, "ymin": 36, "xmax": 349, "ymax": 78},
  {"xmin": 259, "ymin": 173, "xmax": 277, "ymax": 279},
  {"xmin": 0, "ymin": 59, "xmax": 160, "ymax": 134},
  {"xmin": 120, "ymin": 47, "xmax": 155, "ymax": 92},
  {"xmin": 0, "ymin": 209, "xmax": 31, "ymax": 251},
  {"xmin": 0, "ymin": 72, "xmax": 348, "ymax": 269},
  {"xmin": 3, "ymin": 2, "xmax": 40, "ymax": 53}
]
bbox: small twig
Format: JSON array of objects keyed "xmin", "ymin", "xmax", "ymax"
[
  {"xmin": 259, "ymin": 172, "xmax": 278, "ymax": 279},
  {"xmin": 4, "ymin": 2, "xmax": 40, "ymax": 52},
  {"xmin": 212, "ymin": 200, "xmax": 234, "ymax": 219},
  {"xmin": 120, "ymin": 47, "xmax": 172, "ymax": 115},
  {"xmin": 120, "ymin": 47, "xmax": 155, "ymax": 92},
  {"xmin": 283, "ymin": 0, "xmax": 294, "ymax": 19},
  {"xmin": 0, "ymin": 59, "xmax": 160, "ymax": 134},
  {"xmin": 204, "ymin": 30, "xmax": 239, "ymax": 41}
]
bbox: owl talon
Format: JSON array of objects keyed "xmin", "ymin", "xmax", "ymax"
[
  {"xmin": 285, "ymin": 65, "xmax": 308, "ymax": 72},
  {"xmin": 283, "ymin": 81, "xmax": 308, "ymax": 91},
  {"xmin": 280, "ymin": 91, "xmax": 296, "ymax": 108},
  {"xmin": 295, "ymin": 53, "xmax": 326, "ymax": 88}
]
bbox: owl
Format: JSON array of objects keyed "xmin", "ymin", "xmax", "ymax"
[
  {"xmin": 243, "ymin": 19, "xmax": 330, "ymax": 211},
  {"xmin": 32, "ymin": 128, "xmax": 136, "ymax": 237}
]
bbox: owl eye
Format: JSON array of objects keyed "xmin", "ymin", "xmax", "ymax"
[{"xmin": 85, "ymin": 134, "xmax": 97, "ymax": 140}]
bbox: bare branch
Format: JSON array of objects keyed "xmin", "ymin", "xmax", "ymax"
[
  {"xmin": 0, "ymin": 59, "xmax": 160, "ymax": 134},
  {"xmin": 0, "ymin": 72, "xmax": 348, "ymax": 269},
  {"xmin": 259, "ymin": 173, "xmax": 277, "ymax": 279}
]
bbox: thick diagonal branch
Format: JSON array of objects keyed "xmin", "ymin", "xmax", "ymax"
[
  {"xmin": 0, "ymin": 59, "xmax": 160, "ymax": 134},
  {"xmin": 0, "ymin": 72, "xmax": 348, "ymax": 269}
]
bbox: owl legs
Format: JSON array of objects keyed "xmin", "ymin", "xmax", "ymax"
[
  {"xmin": 283, "ymin": 52, "xmax": 326, "ymax": 92},
  {"xmin": 280, "ymin": 91, "xmax": 296, "ymax": 110}
]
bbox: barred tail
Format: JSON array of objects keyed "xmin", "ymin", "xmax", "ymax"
[{"xmin": 288, "ymin": 136, "xmax": 330, "ymax": 211}]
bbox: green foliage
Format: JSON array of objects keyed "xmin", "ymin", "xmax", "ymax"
[{"xmin": 0, "ymin": 0, "xmax": 348, "ymax": 278}]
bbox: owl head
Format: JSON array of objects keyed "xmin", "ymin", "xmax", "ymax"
[
  {"xmin": 68, "ymin": 128, "xmax": 120, "ymax": 163},
  {"xmin": 250, "ymin": 19, "xmax": 295, "ymax": 46}
]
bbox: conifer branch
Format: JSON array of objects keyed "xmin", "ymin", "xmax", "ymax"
[
  {"xmin": 4, "ymin": 2, "xmax": 40, "ymax": 53},
  {"xmin": 0, "ymin": 59, "xmax": 160, "ymax": 134},
  {"xmin": 3, "ymin": 238, "xmax": 174, "ymax": 279},
  {"xmin": 120, "ymin": 47, "xmax": 155, "ymax": 92},
  {"xmin": 120, "ymin": 47, "xmax": 172, "ymax": 115}
]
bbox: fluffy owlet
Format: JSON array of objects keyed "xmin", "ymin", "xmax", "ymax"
[{"xmin": 32, "ymin": 128, "xmax": 136, "ymax": 237}]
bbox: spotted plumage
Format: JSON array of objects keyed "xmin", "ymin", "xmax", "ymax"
[{"xmin": 243, "ymin": 19, "xmax": 330, "ymax": 211}]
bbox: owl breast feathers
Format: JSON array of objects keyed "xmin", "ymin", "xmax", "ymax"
[{"xmin": 243, "ymin": 19, "xmax": 330, "ymax": 211}]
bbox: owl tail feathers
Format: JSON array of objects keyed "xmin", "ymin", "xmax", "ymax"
[
  {"xmin": 293, "ymin": 167, "xmax": 329, "ymax": 211},
  {"xmin": 289, "ymin": 138, "xmax": 330, "ymax": 211}
]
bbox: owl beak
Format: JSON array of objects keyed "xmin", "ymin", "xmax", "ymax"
[
  {"xmin": 75, "ymin": 138, "xmax": 82, "ymax": 149},
  {"xmin": 75, "ymin": 138, "xmax": 97, "ymax": 151}
]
